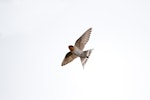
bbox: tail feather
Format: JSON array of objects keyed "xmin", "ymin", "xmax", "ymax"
[{"xmin": 80, "ymin": 49, "xmax": 93, "ymax": 68}]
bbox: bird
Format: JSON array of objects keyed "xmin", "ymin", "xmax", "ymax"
[{"xmin": 61, "ymin": 28, "xmax": 93, "ymax": 69}]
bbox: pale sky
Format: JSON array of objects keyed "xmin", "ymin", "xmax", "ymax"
[{"xmin": 0, "ymin": 0, "xmax": 150, "ymax": 100}]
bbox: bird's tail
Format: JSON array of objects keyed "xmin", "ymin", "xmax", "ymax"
[{"xmin": 80, "ymin": 49, "xmax": 93, "ymax": 69}]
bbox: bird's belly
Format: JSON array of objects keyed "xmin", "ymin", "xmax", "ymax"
[{"xmin": 72, "ymin": 49, "xmax": 82, "ymax": 56}]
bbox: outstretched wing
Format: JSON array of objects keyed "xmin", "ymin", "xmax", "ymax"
[
  {"xmin": 61, "ymin": 52, "xmax": 77, "ymax": 66},
  {"xmin": 75, "ymin": 28, "xmax": 92, "ymax": 50}
]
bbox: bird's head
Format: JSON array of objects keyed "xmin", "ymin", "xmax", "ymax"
[{"xmin": 68, "ymin": 45, "xmax": 74, "ymax": 51}]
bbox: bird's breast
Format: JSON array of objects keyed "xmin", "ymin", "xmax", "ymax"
[{"xmin": 71, "ymin": 47, "xmax": 83, "ymax": 56}]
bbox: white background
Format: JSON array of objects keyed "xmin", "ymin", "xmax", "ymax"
[{"xmin": 0, "ymin": 0, "xmax": 150, "ymax": 100}]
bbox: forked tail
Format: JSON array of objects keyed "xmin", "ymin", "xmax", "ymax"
[{"xmin": 80, "ymin": 49, "xmax": 93, "ymax": 69}]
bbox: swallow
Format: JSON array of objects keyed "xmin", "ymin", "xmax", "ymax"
[{"xmin": 61, "ymin": 28, "xmax": 93, "ymax": 68}]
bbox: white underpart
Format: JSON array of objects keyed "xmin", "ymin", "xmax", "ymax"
[{"xmin": 72, "ymin": 46, "xmax": 83, "ymax": 56}]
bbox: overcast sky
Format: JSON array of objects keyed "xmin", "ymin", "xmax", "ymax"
[{"xmin": 0, "ymin": 0, "xmax": 150, "ymax": 100}]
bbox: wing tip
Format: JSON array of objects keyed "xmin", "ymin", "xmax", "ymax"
[
  {"xmin": 61, "ymin": 63, "xmax": 65, "ymax": 66},
  {"xmin": 88, "ymin": 27, "xmax": 92, "ymax": 31},
  {"xmin": 87, "ymin": 27, "xmax": 92, "ymax": 33}
]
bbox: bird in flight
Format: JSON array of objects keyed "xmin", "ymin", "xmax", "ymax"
[{"xmin": 61, "ymin": 28, "xmax": 93, "ymax": 69}]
